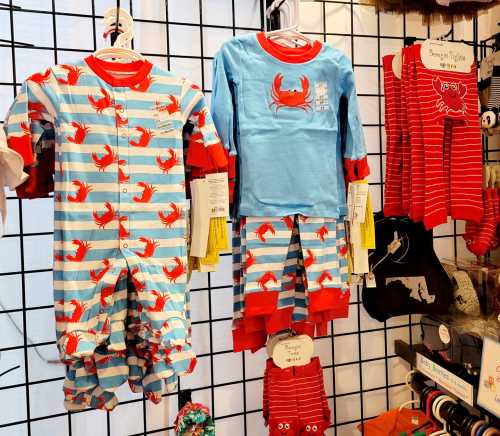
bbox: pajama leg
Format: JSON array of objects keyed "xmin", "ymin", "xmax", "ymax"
[
  {"xmin": 243, "ymin": 217, "xmax": 293, "ymax": 318},
  {"xmin": 414, "ymin": 45, "xmax": 483, "ymax": 228},
  {"xmin": 266, "ymin": 215, "xmax": 300, "ymax": 335},
  {"xmin": 382, "ymin": 55, "xmax": 405, "ymax": 216},
  {"xmin": 299, "ymin": 217, "xmax": 350, "ymax": 334},
  {"xmin": 407, "ymin": 45, "xmax": 426, "ymax": 222}
]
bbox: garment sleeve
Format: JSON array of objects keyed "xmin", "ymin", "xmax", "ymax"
[
  {"xmin": 3, "ymin": 71, "xmax": 58, "ymax": 198},
  {"xmin": 211, "ymin": 42, "xmax": 240, "ymax": 157},
  {"xmin": 338, "ymin": 55, "xmax": 370, "ymax": 182},
  {"xmin": 182, "ymin": 81, "xmax": 228, "ymax": 170}
]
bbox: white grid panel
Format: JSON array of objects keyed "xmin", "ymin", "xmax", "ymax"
[{"xmin": 0, "ymin": 1, "xmax": 492, "ymax": 435}]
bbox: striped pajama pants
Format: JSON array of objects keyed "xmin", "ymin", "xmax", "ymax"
[{"xmin": 232, "ymin": 215, "xmax": 350, "ymax": 352}]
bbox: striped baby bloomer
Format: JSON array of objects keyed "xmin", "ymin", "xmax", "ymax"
[{"xmin": 4, "ymin": 56, "xmax": 227, "ymax": 410}]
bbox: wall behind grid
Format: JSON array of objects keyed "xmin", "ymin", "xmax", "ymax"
[{"xmin": 0, "ymin": 1, "xmax": 497, "ymax": 436}]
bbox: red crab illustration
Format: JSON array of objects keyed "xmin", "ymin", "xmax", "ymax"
[
  {"xmin": 147, "ymin": 290, "xmax": 170, "ymax": 312},
  {"xmin": 101, "ymin": 318, "xmax": 110, "ymax": 335},
  {"xmin": 133, "ymin": 182, "xmax": 157, "ymax": 203},
  {"xmin": 67, "ymin": 180, "xmax": 93, "ymax": 203},
  {"xmin": 193, "ymin": 109, "xmax": 207, "ymax": 128},
  {"xmin": 269, "ymin": 73, "xmax": 312, "ymax": 112},
  {"xmin": 315, "ymin": 225, "xmax": 329, "ymax": 243},
  {"xmin": 129, "ymin": 126, "xmax": 155, "ymax": 147},
  {"xmin": 28, "ymin": 69, "xmax": 51, "ymax": 85},
  {"xmin": 316, "ymin": 270, "xmax": 333, "ymax": 290},
  {"xmin": 88, "ymin": 87, "xmax": 115, "ymax": 113},
  {"xmin": 257, "ymin": 271, "xmax": 278, "ymax": 291},
  {"xmin": 66, "ymin": 121, "xmax": 90, "ymax": 144},
  {"xmin": 92, "ymin": 144, "xmax": 118, "ymax": 171},
  {"xmin": 158, "ymin": 203, "xmax": 182, "ymax": 228},
  {"xmin": 166, "ymin": 95, "xmax": 180, "ymax": 114},
  {"xmin": 100, "ymin": 285, "xmax": 114, "ymax": 307},
  {"xmin": 93, "ymin": 202, "xmax": 117, "ymax": 229},
  {"xmin": 56, "ymin": 299, "xmax": 87, "ymax": 323},
  {"xmin": 57, "ymin": 65, "xmax": 83, "ymax": 86},
  {"xmin": 432, "ymin": 77, "xmax": 467, "ymax": 114},
  {"xmin": 64, "ymin": 332, "xmax": 83, "ymax": 355},
  {"xmin": 255, "ymin": 222, "xmax": 276, "ymax": 243},
  {"xmin": 303, "ymin": 249, "xmax": 316, "ymax": 268},
  {"xmin": 156, "ymin": 149, "xmax": 179, "ymax": 174},
  {"xmin": 134, "ymin": 237, "xmax": 160, "ymax": 258},
  {"xmin": 118, "ymin": 216, "xmax": 130, "ymax": 239},
  {"xmin": 244, "ymin": 249, "xmax": 256, "ymax": 272},
  {"xmin": 163, "ymin": 257, "xmax": 186, "ymax": 283},
  {"xmin": 281, "ymin": 216, "xmax": 294, "ymax": 230},
  {"xmin": 90, "ymin": 259, "xmax": 111, "ymax": 283},
  {"xmin": 129, "ymin": 74, "xmax": 155, "ymax": 92},
  {"xmin": 66, "ymin": 240, "xmax": 92, "ymax": 262}
]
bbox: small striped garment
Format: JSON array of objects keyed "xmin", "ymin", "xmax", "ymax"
[{"xmin": 3, "ymin": 56, "xmax": 228, "ymax": 410}]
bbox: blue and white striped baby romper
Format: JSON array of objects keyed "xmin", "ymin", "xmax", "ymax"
[{"xmin": 3, "ymin": 56, "xmax": 227, "ymax": 410}]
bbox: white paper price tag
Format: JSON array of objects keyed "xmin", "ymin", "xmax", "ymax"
[
  {"xmin": 421, "ymin": 40, "xmax": 473, "ymax": 73},
  {"xmin": 206, "ymin": 172, "xmax": 229, "ymax": 218},
  {"xmin": 365, "ymin": 272, "xmax": 377, "ymax": 288},
  {"xmin": 272, "ymin": 335, "xmax": 314, "ymax": 369},
  {"xmin": 347, "ymin": 183, "xmax": 369, "ymax": 224}
]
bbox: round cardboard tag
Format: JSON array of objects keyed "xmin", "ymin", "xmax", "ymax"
[
  {"xmin": 272, "ymin": 335, "xmax": 314, "ymax": 369},
  {"xmin": 439, "ymin": 324, "xmax": 451, "ymax": 344}
]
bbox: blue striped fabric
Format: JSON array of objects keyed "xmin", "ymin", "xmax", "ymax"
[{"xmin": 4, "ymin": 57, "xmax": 224, "ymax": 410}]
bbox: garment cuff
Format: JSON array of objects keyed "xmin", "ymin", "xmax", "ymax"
[
  {"xmin": 244, "ymin": 291, "xmax": 279, "ymax": 317},
  {"xmin": 344, "ymin": 156, "xmax": 370, "ymax": 182}
]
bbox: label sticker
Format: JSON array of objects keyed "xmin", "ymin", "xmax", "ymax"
[
  {"xmin": 206, "ymin": 172, "xmax": 229, "ymax": 218},
  {"xmin": 315, "ymin": 81, "xmax": 329, "ymax": 112},
  {"xmin": 439, "ymin": 324, "xmax": 451, "ymax": 344}
]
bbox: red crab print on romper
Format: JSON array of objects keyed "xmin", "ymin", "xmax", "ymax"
[
  {"xmin": 316, "ymin": 271, "xmax": 333, "ymax": 290},
  {"xmin": 270, "ymin": 73, "xmax": 313, "ymax": 112},
  {"xmin": 93, "ymin": 202, "xmax": 117, "ymax": 229},
  {"xmin": 28, "ymin": 69, "xmax": 51, "ymax": 85},
  {"xmin": 89, "ymin": 259, "xmax": 111, "ymax": 283},
  {"xmin": 158, "ymin": 203, "xmax": 182, "ymax": 227},
  {"xmin": 134, "ymin": 237, "xmax": 160, "ymax": 258},
  {"xmin": 88, "ymin": 87, "xmax": 115, "ymax": 113},
  {"xmin": 66, "ymin": 121, "xmax": 90, "ymax": 144},
  {"xmin": 129, "ymin": 126, "xmax": 155, "ymax": 147},
  {"xmin": 63, "ymin": 332, "xmax": 83, "ymax": 355},
  {"xmin": 133, "ymin": 182, "xmax": 157, "ymax": 203},
  {"xmin": 156, "ymin": 149, "xmax": 179, "ymax": 174},
  {"xmin": 147, "ymin": 290, "xmax": 170, "ymax": 312},
  {"xmin": 57, "ymin": 65, "xmax": 83, "ymax": 86},
  {"xmin": 92, "ymin": 144, "xmax": 118, "ymax": 171},
  {"xmin": 67, "ymin": 180, "xmax": 93, "ymax": 203},
  {"xmin": 56, "ymin": 299, "xmax": 87, "ymax": 322},
  {"xmin": 8, "ymin": 122, "xmax": 30, "ymax": 152},
  {"xmin": 155, "ymin": 95, "xmax": 180, "ymax": 115},
  {"xmin": 303, "ymin": 249, "xmax": 316, "ymax": 268},
  {"xmin": 66, "ymin": 240, "xmax": 92, "ymax": 262},
  {"xmin": 163, "ymin": 257, "xmax": 186, "ymax": 283},
  {"xmin": 432, "ymin": 77, "xmax": 467, "ymax": 115}
]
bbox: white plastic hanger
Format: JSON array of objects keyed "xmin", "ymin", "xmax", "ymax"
[
  {"xmin": 265, "ymin": 0, "xmax": 313, "ymax": 48},
  {"xmin": 93, "ymin": 7, "xmax": 145, "ymax": 62}
]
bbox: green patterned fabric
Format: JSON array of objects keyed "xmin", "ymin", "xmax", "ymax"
[{"xmin": 175, "ymin": 402, "xmax": 215, "ymax": 435}]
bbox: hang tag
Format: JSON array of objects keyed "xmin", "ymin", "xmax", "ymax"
[
  {"xmin": 392, "ymin": 51, "xmax": 402, "ymax": 79},
  {"xmin": 347, "ymin": 183, "xmax": 369, "ymax": 224},
  {"xmin": 266, "ymin": 331, "xmax": 291, "ymax": 358},
  {"xmin": 315, "ymin": 81, "xmax": 329, "ymax": 112},
  {"xmin": 421, "ymin": 39, "xmax": 473, "ymax": 73},
  {"xmin": 388, "ymin": 238, "xmax": 401, "ymax": 254},
  {"xmin": 365, "ymin": 272, "xmax": 377, "ymax": 288},
  {"xmin": 206, "ymin": 172, "xmax": 229, "ymax": 218},
  {"xmin": 272, "ymin": 335, "xmax": 314, "ymax": 369}
]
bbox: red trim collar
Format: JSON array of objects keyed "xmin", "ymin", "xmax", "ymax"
[
  {"xmin": 85, "ymin": 55, "xmax": 152, "ymax": 87},
  {"xmin": 256, "ymin": 32, "xmax": 322, "ymax": 63}
]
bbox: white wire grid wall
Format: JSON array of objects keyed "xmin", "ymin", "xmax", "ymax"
[{"xmin": 0, "ymin": 1, "xmax": 495, "ymax": 435}]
